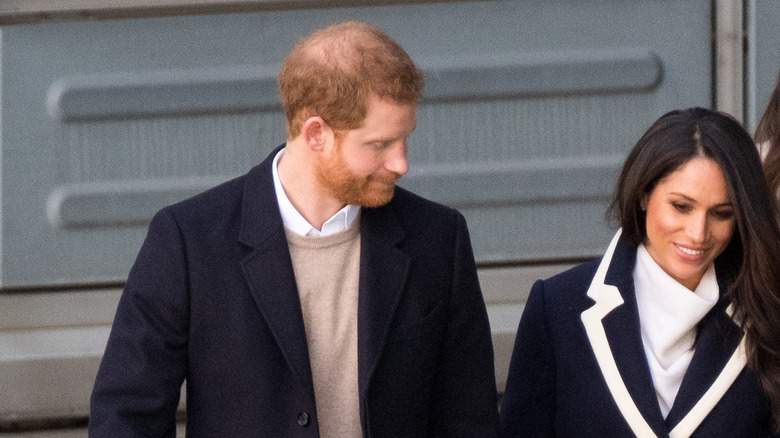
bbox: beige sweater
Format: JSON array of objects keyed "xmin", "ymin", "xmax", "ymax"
[{"xmin": 285, "ymin": 219, "xmax": 362, "ymax": 438}]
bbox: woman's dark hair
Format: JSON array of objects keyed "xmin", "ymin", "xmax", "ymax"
[
  {"xmin": 755, "ymin": 69, "xmax": 780, "ymax": 200},
  {"xmin": 608, "ymin": 107, "xmax": 780, "ymax": 429}
]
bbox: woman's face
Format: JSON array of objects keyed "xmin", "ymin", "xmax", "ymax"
[{"xmin": 642, "ymin": 157, "xmax": 736, "ymax": 290}]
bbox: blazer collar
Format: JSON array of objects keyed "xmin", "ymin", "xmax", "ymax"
[{"xmin": 581, "ymin": 229, "xmax": 747, "ymax": 437}]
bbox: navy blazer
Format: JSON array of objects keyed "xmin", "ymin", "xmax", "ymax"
[
  {"xmin": 90, "ymin": 146, "xmax": 499, "ymax": 437},
  {"xmin": 499, "ymin": 231, "xmax": 776, "ymax": 437}
]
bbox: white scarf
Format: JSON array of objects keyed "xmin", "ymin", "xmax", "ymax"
[{"xmin": 633, "ymin": 244, "xmax": 719, "ymax": 418}]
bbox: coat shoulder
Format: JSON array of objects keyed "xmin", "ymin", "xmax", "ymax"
[
  {"xmin": 384, "ymin": 186, "xmax": 466, "ymax": 234},
  {"xmin": 389, "ymin": 186, "xmax": 461, "ymax": 219},
  {"xmin": 151, "ymin": 167, "xmax": 258, "ymax": 238},
  {"xmin": 164, "ymin": 173, "xmax": 247, "ymax": 219}
]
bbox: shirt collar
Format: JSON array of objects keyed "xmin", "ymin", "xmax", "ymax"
[{"xmin": 272, "ymin": 148, "xmax": 360, "ymax": 237}]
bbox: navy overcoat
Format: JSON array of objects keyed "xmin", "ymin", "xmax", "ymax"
[{"xmin": 90, "ymin": 146, "xmax": 499, "ymax": 437}]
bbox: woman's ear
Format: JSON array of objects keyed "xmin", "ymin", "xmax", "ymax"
[{"xmin": 302, "ymin": 116, "xmax": 332, "ymax": 152}]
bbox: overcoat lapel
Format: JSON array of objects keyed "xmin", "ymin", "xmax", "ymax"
[
  {"xmin": 233, "ymin": 148, "xmax": 414, "ymax": 403},
  {"xmin": 356, "ymin": 203, "xmax": 411, "ymax": 396},
  {"xmin": 237, "ymin": 148, "xmax": 315, "ymax": 399}
]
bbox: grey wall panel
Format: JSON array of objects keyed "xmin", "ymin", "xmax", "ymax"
[
  {"xmin": 461, "ymin": 201, "xmax": 614, "ymax": 262},
  {"xmin": 423, "ymin": 48, "xmax": 663, "ymax": 101},
  {"xmin": 0, "ymin": 0, "xmax": 712, "ymax": 287},
  {"xmin": 47, "ymin": 65, "xmax": 282, "ymax": 122},
  {"xmin": 47, "ymin": 176, "xmax": 234, "ymax": 229},
  {"xmin": 402, "ymin": 154, "xmax": 624, "ymax": 208},
  {"xmin": 405, "ymin": 93, "xmax": 660, "ymax": 260},
  {"xmin": 47, "ymin": 47, "xmax": 661, "ymax": 121}
]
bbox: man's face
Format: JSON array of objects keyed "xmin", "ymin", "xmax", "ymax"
[{"xmin": 315, "ymin": 95, "xmax": 416, "ymax": 208}]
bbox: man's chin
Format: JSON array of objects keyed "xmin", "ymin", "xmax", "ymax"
[{"xmin": 356, "ymin": 187, "xmax": 396, "ymax": 208}]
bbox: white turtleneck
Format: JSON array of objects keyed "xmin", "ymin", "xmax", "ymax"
[{"xmin": 633, "ymin": 244, "xmax": 719, "ymax": 418}]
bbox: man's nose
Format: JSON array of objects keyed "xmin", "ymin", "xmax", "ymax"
[{"xmin": 385, "ymin": 141, "xmax": 408, "ymax": 176}]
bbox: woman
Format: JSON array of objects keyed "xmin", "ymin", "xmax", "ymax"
[
  {"xmin": 755, "ymin": 69, "xmax": 780, "ymax": 199},
  {"xmin": 499, "ymin": 108, "xmax": 780, "ymax": 437}
]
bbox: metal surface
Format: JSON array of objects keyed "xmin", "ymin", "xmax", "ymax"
[
  {"xmin": 745, "ymin": 0, "xmax": 780, "ymax": 133},
  {"xmin": 0, "ymin": 0, "xmax": 473, "ymax": 25},
  {"xmin": 0, "ymin": 0, "xmax": 713, "ymax": 287},
  {"xmin": 715, "ymin": 0, "xmax": 744, "ymax": 121}
]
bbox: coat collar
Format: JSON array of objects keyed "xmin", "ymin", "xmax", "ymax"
[
  {"xmin": 238, "ymin": 145, "xmax": 316, "ymax": 398},
  {"xmin": 581, "ymin": 229, "xmax": 747, "ymax": 437},
  {"xmin": 356, "ymin": 196, "xmax": 410, "ymax": 395},
  {"xmin": 236, "ymin": 145, "xmax": 411, "ymax": 400}
]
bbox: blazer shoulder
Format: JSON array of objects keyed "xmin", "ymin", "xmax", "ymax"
[
  {"xmin": 533, "ymin": 258, "xmax": 601, "ymax": 307},
  {"xmin": 546, "ymin": 258, "xmax": 600, "ymax": 286}
]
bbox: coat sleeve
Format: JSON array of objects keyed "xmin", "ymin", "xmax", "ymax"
[
  {"xmin": 89, "ymin": 209, "xmax": 189, "ymax": 438},
  {"xmin": 499, "ymin": 279, "xmax": 557, "ymax": 437},
  {"xmin": 429, "ymin": 212, "xmax": 500, "ymax": 437}
]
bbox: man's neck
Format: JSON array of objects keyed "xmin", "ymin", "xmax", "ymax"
[{"xmin": 277, "ymin": 143, "xmax": 346, "ymax": 231}]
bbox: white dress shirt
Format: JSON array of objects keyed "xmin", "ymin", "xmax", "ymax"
[{"xmin": 272, "ymin": 148, "xmax": 360, "ymax": 237}]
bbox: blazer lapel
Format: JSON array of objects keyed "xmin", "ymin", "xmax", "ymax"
[
  {"xmin": 356, "ymin": 203, "xmax": 411, "ymax": 396},
  {"xmin": 237, "ymin": 147, "xmax": 315, "ymax": 399},
  {"xmin": 665, "ymin": 302, "xmax": 747, "ymax": 437},
  {"xmin": 582, "ymin": 230, "xmax": 749, "ymax": 438},
  {"xmin": 581, "ymin": 230, "xmax": 667, "ymax": 436}
]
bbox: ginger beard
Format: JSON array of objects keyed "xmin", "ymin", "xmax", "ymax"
[{"xmin": 314, "ymin": 137, "xmax": 401, "ymax": 208}]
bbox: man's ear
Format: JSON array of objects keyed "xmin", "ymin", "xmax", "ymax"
[{"xmin": 302, "ymin": 116, "xmax": 332, "ymax": 152}]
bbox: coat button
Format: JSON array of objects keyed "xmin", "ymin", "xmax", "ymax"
[{"xmin": 297, "ymin": 412, "xmax": 310, "ymax": 427}]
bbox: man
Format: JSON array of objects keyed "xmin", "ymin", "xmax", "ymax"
[{"xmin": 90, "ymin": 21, "xmax": 498, "ymax": 437}]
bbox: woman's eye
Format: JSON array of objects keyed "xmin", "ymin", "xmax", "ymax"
[
  {"xmin": 711, "ymin": 209, "xmax": 735, "ymax": 221},
  {"xmin": 672, "ymin": 203, "xmax": 691, "ymax": 213}
]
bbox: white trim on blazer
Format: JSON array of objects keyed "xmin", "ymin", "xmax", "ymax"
[{"xmin": 581, "ymin": 229, "xmax": 747, "ymax": 438}]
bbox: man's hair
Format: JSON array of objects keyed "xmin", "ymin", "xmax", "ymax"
[{"xmin": 278, "ymin": 21, "xmax": 424, "ymax": 138}]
